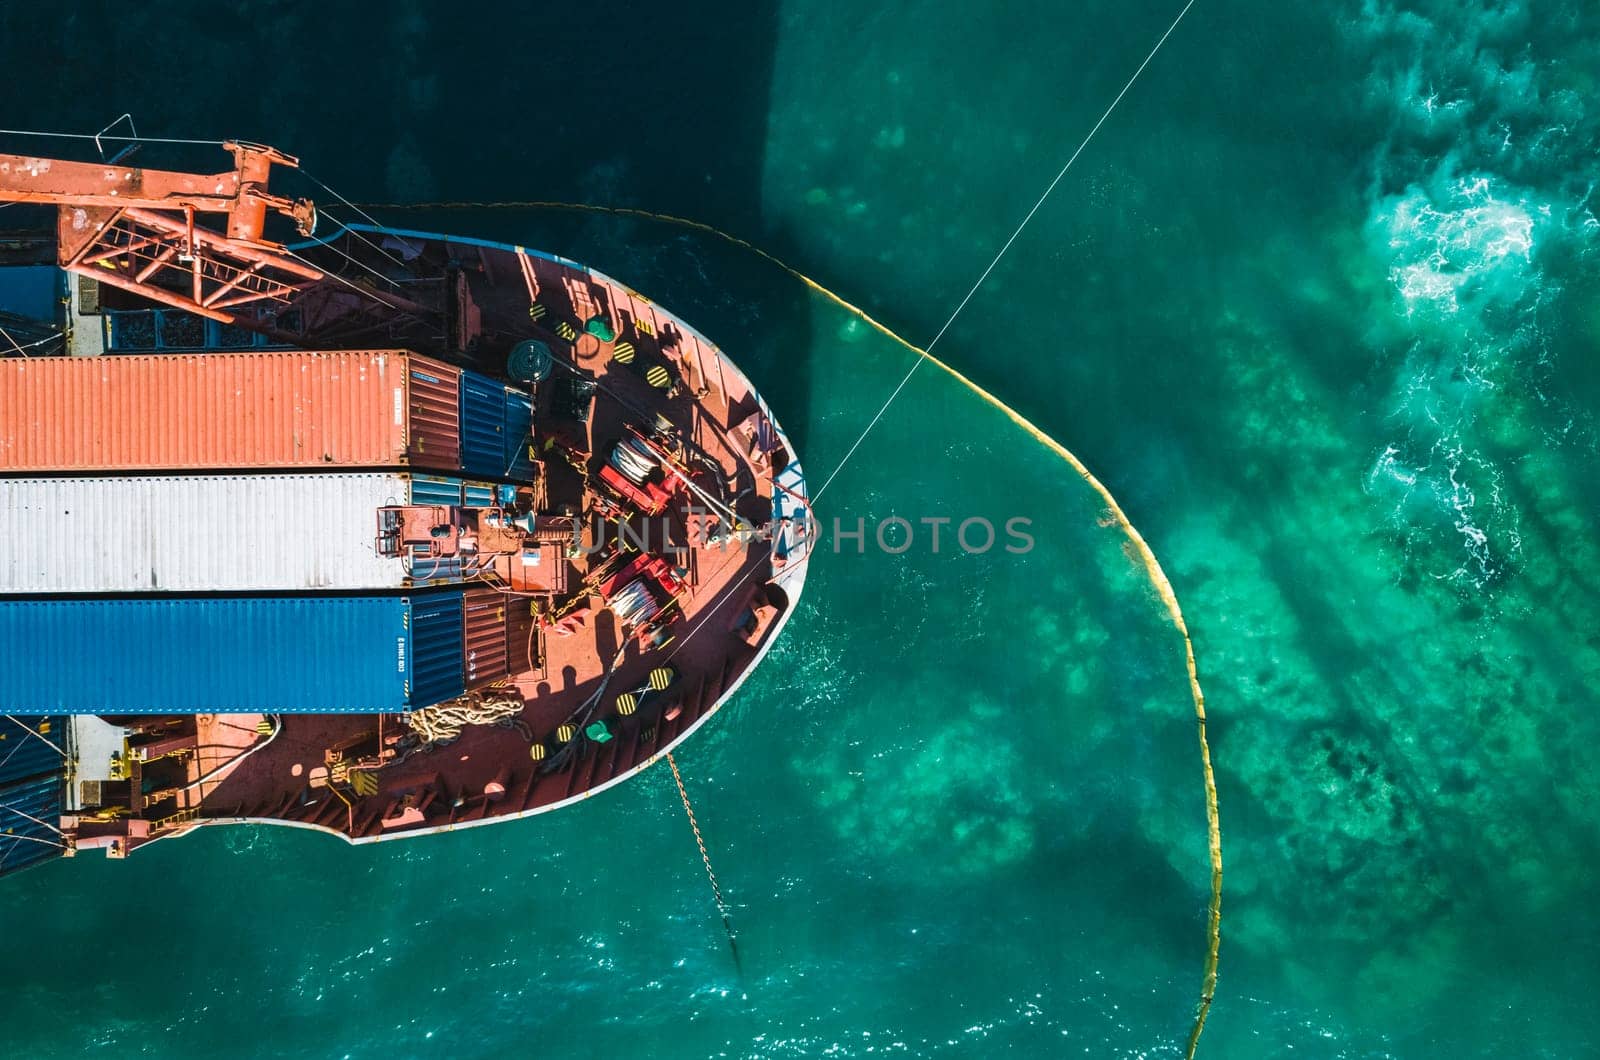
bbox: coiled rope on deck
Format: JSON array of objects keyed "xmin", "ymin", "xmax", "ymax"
[{"xmin": 403, "ymin": 692, "xmax": 526, "ymax": 745}]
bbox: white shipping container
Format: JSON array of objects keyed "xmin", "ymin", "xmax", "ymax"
[{"xmin": 0, "ymin": 473, "xmax": 460, "ymax": 593}]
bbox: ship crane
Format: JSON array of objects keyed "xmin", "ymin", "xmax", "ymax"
[{"xmin": 0, "ymin": 141, "xmax": 323, "ymax": 322}]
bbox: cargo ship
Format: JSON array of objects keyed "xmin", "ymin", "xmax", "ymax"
[{"xmin": 0, "ymin": 141, "xmax": 812, "ymax": 877}]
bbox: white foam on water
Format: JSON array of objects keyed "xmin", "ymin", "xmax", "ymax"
[
  {"xmin": 1370, "ymin": 393, "xmax": 1524, "ymax": 590},
  {"xmin": 1366, "ymin": 444, "xmax": 1418, "ymax": 492},
  {"xmin": 1434, "ymin": 437, "xmax": 1498, "ymax": 586},
  {"xmin": 1348, "ymin": 0, "xmax": 1600, "ymax": 592},
  {"xmin": 1380, "ymin": 175, "xmax": 1539, "ymax": 316}
]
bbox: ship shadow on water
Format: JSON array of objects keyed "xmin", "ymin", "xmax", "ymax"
[
  {"xmin": 0, "ymin": 4, "xmax": 786, "ymax": 231},
  {"xmin": 683, "ymin": 219, "xmax": 819, "ymax": 460}
]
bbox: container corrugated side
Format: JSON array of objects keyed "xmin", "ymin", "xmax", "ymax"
[
  {"xmin": 404, "ymin": 358, "xmax": 463, "ymax": 471},
  {"xmin": 0, "ymin": 350, "xmax": 463, "ymax": 472},
  {"xmin": 463, "ymin": 481, "xmax": 510, "ymax": 508},
  {"xmin": 410, "ymin": 592, "xmax": 466, "ymax": 707},
  {"xmin": 459, "ymin": 370, "xmax": 507, "ymax": 478},
  {"xmin": 0, "ymin": 473, "xmax": 470, "ymax": 593},
  {"xmin": 410, "ymin": 474, "xmax": 466, "ymax": 507},
  {"xmin": 507, "ymin": 599, "xmax": 538, "ymax": 674},
  {"xmin": 463, "ymin": 586, "xmax": 510, "ymax": 689},
  {"xmin": 411, "ymin": 476, "xmax": 509, "ymax": 511},
  {"xmin": 0, "ymin": 715, "xmax": 64, "ymax": 789},
  {"xmin": 504, "ymin": 388, "xmax": 535, "ymax": 481},
  {"xmin": 0, "ymin": 594, "xmax": 465, "ymax": 714},
  {"xmin": 0, "ymin": 774, "xmax": 63, "ymax": 878}
]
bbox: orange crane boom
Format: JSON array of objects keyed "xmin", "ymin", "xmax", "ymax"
[{"xmin": 0, "ymin": 141, "xmax": 322, "ymax": 322}]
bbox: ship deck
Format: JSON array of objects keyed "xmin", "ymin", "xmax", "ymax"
[{"xmin": 69, "ymin": 225, "xmax": 811, "ymax": 851}]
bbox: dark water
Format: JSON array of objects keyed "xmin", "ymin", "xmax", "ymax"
[{"xmin": 3, "ymin": 1, "xmax": 1599, "ymax": 1056}]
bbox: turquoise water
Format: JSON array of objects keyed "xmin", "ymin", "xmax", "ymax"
[{"xmin": 4, "ymin": 0, "xmax": 1600, "ymax": 1056}]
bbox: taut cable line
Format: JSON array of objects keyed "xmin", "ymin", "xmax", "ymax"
[
  {"xmin": 0, "ymin": 127, "xmax": 226, "ymax": 146},
  {"xmin": 811, "ymin": 0, "xmax": 1198, "ymax": 502}
]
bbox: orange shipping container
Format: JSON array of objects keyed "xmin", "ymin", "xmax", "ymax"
[{"xmin": 0, "ymin": 350, "xmax": 462, "ymax": 472}]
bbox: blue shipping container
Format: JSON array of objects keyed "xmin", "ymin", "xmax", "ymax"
[
  {"xmin": 0, "ymin": 716, "xmax": 67, "ymax": 878},
  {"xmin": 411, "ymin": 475, "xmax": 510, "ymax": 514},
  {"xmin": 0, "ymin": 774, "xmax": 64, "ymax": 878},
  {"xmin": 0, "ymin": 715, "xmax": 65, "ymax": 789},
  {"xmin": 0, "ymin": 595, "xmax": 465, "ymax": 715},
  {"xmin": 459, "ymin": 371, "xmax": 535, "ymax": 480},
  {"xmin": 463, "ymin": 480, "xmax": 497, "ymax": 509},
  {"xmin": 410, "ymin": 473, "xmax": 469, "ymax": 508},
  {"xmin": 460, "ymin": 370, "xmax": 508, "ymax": 478},
  {"xmin": 504, "ymin": 388, "xmax": 535, "ymax": 480}
]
